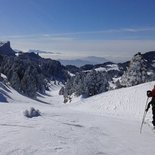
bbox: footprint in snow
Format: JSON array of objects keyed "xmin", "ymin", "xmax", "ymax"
[{"xmin": 54, "ymin": 147, "xmax": 63, "ymax": 151}]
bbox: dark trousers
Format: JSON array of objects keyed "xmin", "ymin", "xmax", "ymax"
[{"xmin": 152, "ymin": 106, "xmax": 155, "ymax": 126}]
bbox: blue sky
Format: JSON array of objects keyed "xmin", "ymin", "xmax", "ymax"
[{"xmin": 0, "ymin": 0, "xmax": 155, "ymax": 61}]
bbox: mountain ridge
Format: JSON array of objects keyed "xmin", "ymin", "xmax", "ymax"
[{"xmin": 1, "ymin": 41, "xmax": 155, "ymax": 101}]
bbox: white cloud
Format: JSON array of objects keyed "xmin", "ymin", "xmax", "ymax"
[
  {"xmin": 3, "ymin": 37, "xmax": 154, "ymax": 61},
  {"xmin": 1, "ymin": 27, "xmax": 155, "ymax": 62},
  {"xmin": 1, "ymin": 26, "xmax": 155, "ymax": 39}
]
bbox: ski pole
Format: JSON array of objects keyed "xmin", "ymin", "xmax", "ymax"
[{"xmin": 140, "ymin": 97, "xmax": 149, "ymax": 134}]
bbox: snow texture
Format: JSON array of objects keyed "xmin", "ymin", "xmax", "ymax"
[{"xmin": 0, "ymin": 81, "xmax": 155, "ymax": 155}]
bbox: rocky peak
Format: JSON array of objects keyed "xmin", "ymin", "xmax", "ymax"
[{"xmin": 0, "ymin": 41, "xmax": 15, "ymax": 56}]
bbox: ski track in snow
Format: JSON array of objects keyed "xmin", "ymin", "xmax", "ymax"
[{"xmin": 0, "ymin": 81, "xmax": 155, "ymax": 155}]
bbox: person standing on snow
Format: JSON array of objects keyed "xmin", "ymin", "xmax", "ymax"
[{"xmin": 146, "ymin": 85, "xmax": 155, "ymax": 128}]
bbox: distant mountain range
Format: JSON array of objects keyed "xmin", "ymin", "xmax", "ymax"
[{"xmin": 59, "ymin": 56, "xmax": 109, "ymax": 67}]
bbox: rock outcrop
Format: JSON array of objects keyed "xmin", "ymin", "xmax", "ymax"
[{"xmin": 0, "ymin": 41, "xmax": 15, "ymax": 56}]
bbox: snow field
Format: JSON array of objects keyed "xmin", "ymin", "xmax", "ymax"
[
  {"xmin": 69, "ymin": 81, "xmax": 154, "ymax": 121},
  {"xmin": 0, "ymin": 81, "xmax": 155, "ymax": 154}
]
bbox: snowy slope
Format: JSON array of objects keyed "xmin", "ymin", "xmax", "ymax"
[
  {"xmin": 69, "ymin": 81, "xmax": 154, "ymax": 121},
  {"xmin": 0, "ymin": 81, "xmax": 155, "ymax": 155}
]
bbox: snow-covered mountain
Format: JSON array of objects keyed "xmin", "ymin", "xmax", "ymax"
[
  {"xmin": 62, "ymin": 52, "xmax": 155, "ymax": 102},
  {"xmin": 2, "ymin": 41, "xmax": 155, "ymax": 103},
  {"xmin": 0, "ymin": 42, "xmax": 69, "ymax": 98}
]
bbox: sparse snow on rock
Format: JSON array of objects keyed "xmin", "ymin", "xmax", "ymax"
[{"xmin": 84, "ymin": 64, "xmax": 120, "ymax": 72}]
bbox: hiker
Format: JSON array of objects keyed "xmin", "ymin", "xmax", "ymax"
[{"xmin": 146, "ymin": 85, "xmax": 155, "ymax": 127}]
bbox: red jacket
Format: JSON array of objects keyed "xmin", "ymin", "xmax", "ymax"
[{"xmin": 151, "ymin": 86, "xmax": 155, "ymax": 97}]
